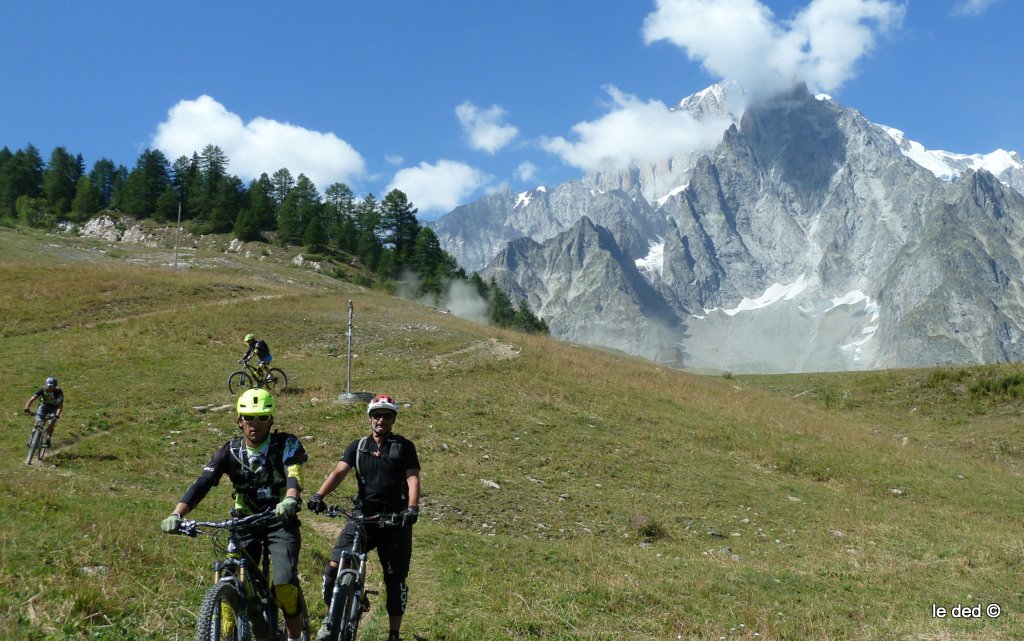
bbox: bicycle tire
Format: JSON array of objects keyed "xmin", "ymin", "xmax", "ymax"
[
  {"xmin": 326, "ymin": 573, "xmax": 358, "ymax": 641},
  {"xmin": 25, "ymin": 429, "xmax": 41, "ymax": 466},
  {"xmin": 227, "ymin": 370, "xmax": 255, "ymax": 395},
  {"xmin": 196, "ymin": 581, "xmax": 251, "ymax": 641},
  {"xmin": 263, "ymin": 368, "xmax": 288, "ymax": 394}
]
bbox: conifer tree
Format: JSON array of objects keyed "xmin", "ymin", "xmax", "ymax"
[
  {"xmin": 88, "ymin": 158, "xmax": 121, "ymax": 209},
  {"xmin": 43, "ymin": 147, "xmax": 82, "ymax": 214},
  {"xmin": 71, "ymin": 176, "xmax": 103, "ymax": 221},
  {"xmin": 380, "ymin": 189, "xmax": 420, "ymax": 270}
]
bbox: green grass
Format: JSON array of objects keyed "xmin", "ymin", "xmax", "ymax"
[{"xmin": 1, "ymin": 225, "xmax": 1023, "ymax": 640}]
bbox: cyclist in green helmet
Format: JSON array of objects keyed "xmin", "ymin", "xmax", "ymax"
[
  {"xmin": 241, "ymin": 333, "xmax": 273, "ymax": 378},
  {"xmin": 161, "ymin": 389, "xmax": 309, "ymax": 641}
]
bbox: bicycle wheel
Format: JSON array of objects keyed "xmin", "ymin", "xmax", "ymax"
[
  {"xmin": 263, "ymin": 368, "xmax": 288, "ymax": 393},
  {"xmin": 227, "ymin": 370, "xmax": 255, "ymax": 395},
  {"xmin": 326, "ymin": 573, "xmax": 357, "ymax": 641},
  {"xmin": 25, "ymin": 429, "xmax": 41, "ymax": 465},
  {"xmin": 196, "ymin": 581, "xmax": 251, "ymax": 641}
]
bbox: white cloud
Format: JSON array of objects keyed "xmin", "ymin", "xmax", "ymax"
[
  {"xmin": 455, "ymin": 101, "xmax": 519, "ymax": 154},
  {"xmin": 387, "ymin": 160, "xmax": 490, "ymax": 215},
  {"xmin": 540, "ymin": 86, "xmax": 733, "ymax": 171},
  {"xmin": 952, "ymin": 0, "xmax": 999, "ymax": 16},
  {"xmin": 152, "ymin": 95, "xmax": 366, "ymax": 190},
  {"xmin": 642, "ymin": 0, "xmax": 905, "ymax": 100},
  {"xmin": 515, "ymin": 161, "xmax": 539, "ymax": 182},
  {"xmin": 385, "ymin": 154, "xmax": 404, "ymax": 166}
]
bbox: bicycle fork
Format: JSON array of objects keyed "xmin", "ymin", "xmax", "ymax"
[{"xmin": 327, "ymin": 551, "xmax": 367, "ymax": 633}]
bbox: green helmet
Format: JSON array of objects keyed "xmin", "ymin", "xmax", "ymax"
[
  {"xmin": 244, "ymin": 333, "xmax": 255, "ymax": 342},
  {"xmin": 237, "ymin": 388, "xmax": 275, "ymax": 416}
]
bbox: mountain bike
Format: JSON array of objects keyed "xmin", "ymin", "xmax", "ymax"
[
  {"xmin": 313, "ymin": 506, "xmax": 403, "ymax": 641},
  {"xmin": 227, "ymin": 359, "xmax": 289, "ymax": 395},
  {"xmin": 23, "ymin": 409, "xmax": 56, "ymax": 465},
  {"xmin": 174, "ymin": 510, "xmax": 309, "ymax": 641}
]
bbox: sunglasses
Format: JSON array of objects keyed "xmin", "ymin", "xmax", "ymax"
[
  {"xmin": 370, "ymin": 412, "xmax": 396, "ymax": 420},
  {"xmin": 241, "ymin": 415, "xmax": 272, "ymax": 423}
]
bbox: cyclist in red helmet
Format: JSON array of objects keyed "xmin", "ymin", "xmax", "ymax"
[{"xmin": 307, "ymin": 394, "xmax": 421, "ymax": 641}]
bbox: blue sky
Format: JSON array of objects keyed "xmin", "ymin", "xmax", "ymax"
[{"xmin": 1, "ymin": 0, "xmax": 1019, "ymax": 218}]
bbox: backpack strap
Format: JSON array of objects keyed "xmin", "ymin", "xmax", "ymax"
[{"xmin": 354, "ymin": 436, "xmax": 370, "ymax": 481}]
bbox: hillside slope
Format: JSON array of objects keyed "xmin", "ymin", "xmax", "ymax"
[{"xmin": 1, "ymin": 227, "xmax": 1022, "ymax": 640}]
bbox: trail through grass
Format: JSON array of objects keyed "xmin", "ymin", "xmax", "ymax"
[{"xmin": 1, "ymin": 227, "xmax": 1022, "ymax": 640}]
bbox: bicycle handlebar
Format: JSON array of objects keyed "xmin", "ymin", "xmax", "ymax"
[
  {"xmin": 317, "ymin": 506, "xmax": 403, "ymax": 527},
  {"xmin": 176, "ymin": 510, "xmax": 280, "ymax": 537},
  {"xmin": 25, "ymin": 408, "xmax": 58, "ymax": 419}
]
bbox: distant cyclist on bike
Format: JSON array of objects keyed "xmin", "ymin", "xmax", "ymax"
[
  {"xmin": 23, "ymin": 376, "xmax": 63, "ymax": 447},
  {"xmin": 241, "ymin": 333, "xmax": 273, "ymax": 378},
  {"xmin": 161, "ymin": 389, "xmax": 309, "ymax": 641},
  {"xmin": 307, "ymin": 394, "xmax": 421, "ymax": 641}
]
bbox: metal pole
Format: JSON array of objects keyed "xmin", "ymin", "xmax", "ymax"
[
  {"xmin": 173, "ymin": 202, "xmax": 182, "ymax": 270},
  {"xmin": 346, "ymin": 300, "xmax": 354, "ymax": 394}
]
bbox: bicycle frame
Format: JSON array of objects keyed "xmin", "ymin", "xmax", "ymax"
[
  {"xmin": 320, "ymin": 508, "xmax": 402, "ymax": 641},
  {"xmin": 25, "ymin": 411, "xmax": 56, "ymax": 465},
  {"xmin": 180, "ymin": 512, "xmax": 283, "ymax": 640}
]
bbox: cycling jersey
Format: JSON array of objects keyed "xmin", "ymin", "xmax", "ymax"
[
  {"xmin": 243, "ymin": 339, "xmax": 271, "ymax": 362},
  {"xmin": 32, "ymin": 386, "xmax": 64, "ymax": 408},
  {"xmin": 180, "ymin": 431, "xmax": 307, "ymax": 516},
  {"xmin": 343, "ymin": 434, "xmax": 420, "ymax": 514}
]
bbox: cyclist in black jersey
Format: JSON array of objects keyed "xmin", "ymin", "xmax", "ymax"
[
  {"xmin": 241, "ymin": 333, "xmax": 273, "ymax": 377},
  {"xmin": 307, "ymin": 394, "xmax": 421, "ymax": 641},
  {"xmin": 161, "ymin": 389, "xmax": 309, "ymax": 641},
  {"xmin": 23, "ymin": 376, "xmax": 63, "ymax": 447}
]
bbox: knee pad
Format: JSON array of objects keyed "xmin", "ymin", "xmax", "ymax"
[
  {"xmin": 274, "ymin": 583, "xmax": 302, "ymax": 618},
  {"xmin": 322, "ymin": 563, "xmax": 338, "ymax": 605},
  {"xmin": 384, "ymin": 577, "xmax": 408, "ymax": 616}
]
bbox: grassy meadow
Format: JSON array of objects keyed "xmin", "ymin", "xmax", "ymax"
[{"xmin": 1, "ymin": 225, "xmax": 1022, "ymax": 640}]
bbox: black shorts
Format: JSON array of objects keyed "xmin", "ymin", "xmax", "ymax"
[{"xmin": 330, "ymin": 520, "xmax": 412, "ymax": 579}]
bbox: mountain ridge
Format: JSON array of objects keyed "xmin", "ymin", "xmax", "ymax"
[{"xmin": 438, "ymin": 82, "xmax": 1024, "ymax": 373}]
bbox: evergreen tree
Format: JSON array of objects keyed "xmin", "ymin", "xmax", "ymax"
[
  {"xmin": 249, "ymin": 174, "xmax": 276, "ymax": 230},
  {"xmin": 155, "ymin": 187, "xmax": 180, "ymax": 222},
  {"xmin": 71, "ymin": 176, "xmax": 103, "ymax": 221},
  {"xmin": 270, "ymin": 168, "xmax": 295, "ymax": 207},
  {"xmin": 114, "ymin": 149, "xmax": 172, "ymax": 218},
  {"xmin": 277, "ymin": 174, "xmax": 321, "ymax": 245},
  {"xmin": 354, "ymin": 194, "xmax": 382, "ymax": 270},
  {"xmin": 171, "ymin": 154, "xmax": 199, "ymax": 219},
  {"xmin": 513, "ymin": 299, "xmax": 549, "ymax": 334},
  {"xmin": 188, "ymin": 145, "xmax": 231, "ymax": 227},
  {"xmin": 487, "ymin": 278, "xmax": 517, "ymax": 327},
  {"xmin": 304, "ymin": 215, "xmax": 328, "ymax": 253},
  {"xmin": 411, "ymin": 227, "xmax": 458, "ymax": 295},
  {"xmin": 43, "ymin": 146, "xmax": 82, "ymax": 215},
  {"xmin": 469, "ymin": 272, "xmax": 489, "ymax": 299},
  {"xmin": 233, "ymin": 208, "xmax": 263, "ymax": 242},
  {"xmin": 16, "ymin": 195, "xmax": 53, "ymax": 228},
  {"xmin": 207, "ymin": 174, "xmax": 246, "ymax": 233},
  {"xmin": 323, "ymin": 182, "xmax": 355, "ymax": 250},
  {"xmin": 0, "ymin": 145, "xmax": 44, "ymax": 219},
  {"xmin": 380, "ymin": 189, "xmax": 420, "ymax": 270},
  {"xmin": 88, "ymin": 158, "xmax": 120, "ymax": 208}
]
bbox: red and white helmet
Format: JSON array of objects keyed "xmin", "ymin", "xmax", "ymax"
[{"xmin": 367, "ymin": 394, "xmax": 399, "ymax": 415}]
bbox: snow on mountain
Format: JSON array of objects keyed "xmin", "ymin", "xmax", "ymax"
[
  {"xmin": 880, "ymin": 125, "xmax": 1024, "ymax": 188},
  {"xmin": 437, "ymin": 82, "xmax": 1024, "ymax": 373},
  {"xmin": 634, "ymin": 238, "xmax": 665, "ymax": 277}
]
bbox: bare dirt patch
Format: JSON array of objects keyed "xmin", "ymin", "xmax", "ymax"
[{"xmin": 428, "ymin": 338, "xmax": 520, "ymax": 369}]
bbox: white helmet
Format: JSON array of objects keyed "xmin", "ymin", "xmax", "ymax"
[{"xmin": 367, "ymin": 394, "xmax": 399, "ymax": 415}]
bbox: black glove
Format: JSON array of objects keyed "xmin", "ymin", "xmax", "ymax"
[
  {"xmin": 307, "ymin": 493, "xmax": 327, "ymax": 514},
  {"xmin": 402, "ymin": 506, "xmax": 419, "ymax": 526}
]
